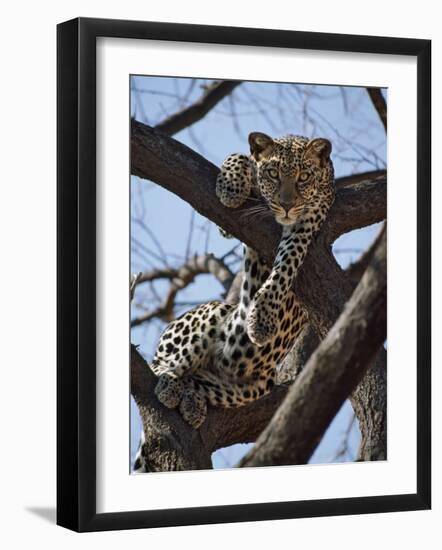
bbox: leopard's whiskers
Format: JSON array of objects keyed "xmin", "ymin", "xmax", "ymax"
[
  {"xmin": 244, "ymin": 195, "xmax": 264, "ymax": 203},
  {"xmin": 240, "ymin": 204, "xmax": 268, "ymax": 215},
  {"xmin": 240, "ymin": 206, "xmax": 273, "ymax": 223}
]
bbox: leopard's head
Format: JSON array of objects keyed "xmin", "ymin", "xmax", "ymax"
[{"xmin": 249, "ymin": 132, "xmax": 335, "ymax": 226}]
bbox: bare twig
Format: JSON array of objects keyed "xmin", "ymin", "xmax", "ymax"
[
  {"xmin": 154, "ymin": 81, "xmax": 242, "ymax": 136},
  {"xmin": 130, "ymin": 272, "xmax": 142, "ymax": 301},
  {"xmin": 131, "ymin": 254, "xmax": 235, "ymax": 327},
  {"xmin": 331, "ymin": 412, "xmax": 356, "ymax": 462},
  {"xmin": 185, "ymin": 209, "xmax": 195, "ymax": 260}
]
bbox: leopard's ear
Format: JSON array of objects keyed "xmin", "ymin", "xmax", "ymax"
[
  {"xmin": 248, "ymin": 132, "xmax": 274, "ymax": 160},
  {"xmin": 305, "ymin": 138, "xmax": 332, "ymax": 168}
]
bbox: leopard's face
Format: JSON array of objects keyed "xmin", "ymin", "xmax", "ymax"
[{"xmin": 249, "ymin": 133, "xmax": 335, "ymax": 226}]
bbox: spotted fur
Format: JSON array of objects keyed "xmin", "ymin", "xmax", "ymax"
[{"xmin": 134, "ymin": 132, "xmax": 335, "ymax": 472}]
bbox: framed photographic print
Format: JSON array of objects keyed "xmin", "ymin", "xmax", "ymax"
[{"xmin": 57, "ymin": 17, "xmax": 431, "ymax": 532}]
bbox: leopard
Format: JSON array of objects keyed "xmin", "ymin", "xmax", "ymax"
[{"xmin": 133, "ymin": 131, "xmax": 335, "ymax": 472}]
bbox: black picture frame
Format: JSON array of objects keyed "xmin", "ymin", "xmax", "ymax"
[{"xmin": 57, "ymin": 17, "xmax": 431, "ymax": 532}]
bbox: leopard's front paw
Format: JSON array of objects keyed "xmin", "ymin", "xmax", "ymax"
[
  {"xmin": 154, "ymin": 373, "xmax": 184, "ymax": 409},
  {"xmin": 179, "ymin": 390, "xmax": 207, "ymax": 429},
  {"xmin": 246, "ymin": 304, "xmax": 276, "ymax": 347},
  {"xmin": 216, "ymin": 154, "xmax": 253, "ymax": 208}
]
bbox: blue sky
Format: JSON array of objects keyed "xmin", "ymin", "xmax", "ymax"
[{"xmin": 130, "ymin": 76, "xmax": 386, "ymax": 469}]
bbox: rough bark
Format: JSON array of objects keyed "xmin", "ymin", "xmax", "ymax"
[
  {"xmin": 334, "ymin": 169, "xmax": 386, "ymax": 189},
  {"xmin": 351, "ymin": 348, "xmax": 387, "ymax": 461},
  {"xmin": 240, "ymin": 227, "xmax": 387, "ymax": 467},
  {"xmin": 132, "ymin": 344, "xmax": 289, "ymax": 466},
  {"xmin": 277, "ymin": 324, "xmax": 319, "ymax": 383},
  {"xmin": 131, "ymin": 121, "xmax": 388, "ymax": 465},
  {"xmin": 131, "ymin": 345, "xmax": 212, "ymax": 471}
]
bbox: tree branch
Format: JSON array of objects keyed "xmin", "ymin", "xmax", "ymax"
[
  {"xmin": 366, "ymin": 87, "xmax": 387, "ymax": 132},
  {"xmin": 131, "ymin": 345, "xmax": 212, "ymax": 471},
  {"xmin": 130, "ymin": 272, "xmax": 142, "ymax": 301},
  {"xmin": 239, "ymin": 226, "xmax": 386, "ymax": 467},
  {"xmin": 137, "ymin": 253, "xmax": 234, "ymax": 290},
  {"xmin": 334, "ymin": 169, "xmax": 386, "ymax": 190},
  {"xmin": 131, "ymin": 120, "xmax": 386, "ymax": 260},
  {"xmin": 351, "ymin": 347, "xmax": 387, "ymax": 461},
  {"xmin": 345, "ymin": 235, "xmax": 380, "ymax": 286},
  {"xmin": 131, "ymin": 254, "xmax": 235, "ymax": 326},
  {"xmin": 276, "ymin": 324, "xmax": 319, "ymax": 384},
  {"xmin": 154, "ymin": 81, "xmax": 242, "ymax": 136},
  {"xmin": 132, "ymin": 344, "xmax": 289, "ymax": 463}
]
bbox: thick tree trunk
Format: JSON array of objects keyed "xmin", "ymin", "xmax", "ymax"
[
  {"xmin": 351, "ymin": 349, "xmax": 387, "ymax": 461},
  {"xmin": 292, "ymin": 233, "xmax": 387, "ymax": 461}
]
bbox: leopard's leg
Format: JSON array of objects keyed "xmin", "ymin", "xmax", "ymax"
[
  {"xmin": 192, "ymin": 367, "xmax": 278, "ymax": 410},
  {"xmin": 151, "ymin": 301, "xmax": 233, "ymax": 409},
  {"xmin": 178, "ymin": 380, "xmax": 208, "ymax": 429},
  {"xmin": 216, "ymin": 153, "xmax": 254, "ymax": 208},
  {"xmin": 221, "ymin": 245, "xmax": 269, "ymax": 355},
  {"xmin": 247, "ymin": 205, "xmax": 329, "ymax": 346},
  {"xmin": 178, "ymin": 295, "xmax": 308, "ymax": 427},
  {"xmin": 154, "ymin": 373, "xmax": 185, "ymax": 409}
]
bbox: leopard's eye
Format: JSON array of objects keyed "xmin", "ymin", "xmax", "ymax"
[
  {"xmin": 267, "ymin": 168, "xmax": 279, "ymax": 179},
  {"xmin": 299, "ymin": 172, "xmax": 310, "ymax": 182}
]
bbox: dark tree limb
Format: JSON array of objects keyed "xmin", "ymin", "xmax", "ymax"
[
  {"xmin": 131, "ymin": 345, "xmax": 212, "ymax": 471},
  {"xmin": 154, "ymin": 81, "xmax": 242, "ymax": 136},
  {"xmin": 366, "ymin": 87, "xmax": 387, "ymax": 132},
  {"xmin": 346, "ymin": 235, "xmax": 381, "ymax": 286},
  {"xmin": 131, "ymin": 121, "xmax": 386, "ymax": 259},
  {"xmin": 131, "ymin": 121, "xmax": 387, "ymax": 464},
  {"xmin": 239, "ymin": 226, "xmax": 387, "ymax": 467},
  {"xmin": 132, "ymin": 344, "xmax": 289, "ymax": 464},
  {"xmin": 334, "ymin": 169, "xmax": 386, "ymax": 190},
  {"xmin": 277, "ymin": 324, "xmax": 319, "ymax": 383},
  {"xmin": 342, "ymin": 219, "xmax": 388, "ymax": 463},
  {"xmin": 351, "ymin": 348, "xmax": 387, "ymax": 461}
]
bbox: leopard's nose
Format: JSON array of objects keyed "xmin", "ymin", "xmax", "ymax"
[{"xmin": 280, "ymin": 201, "xmax": 294, "ymax": 213}]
